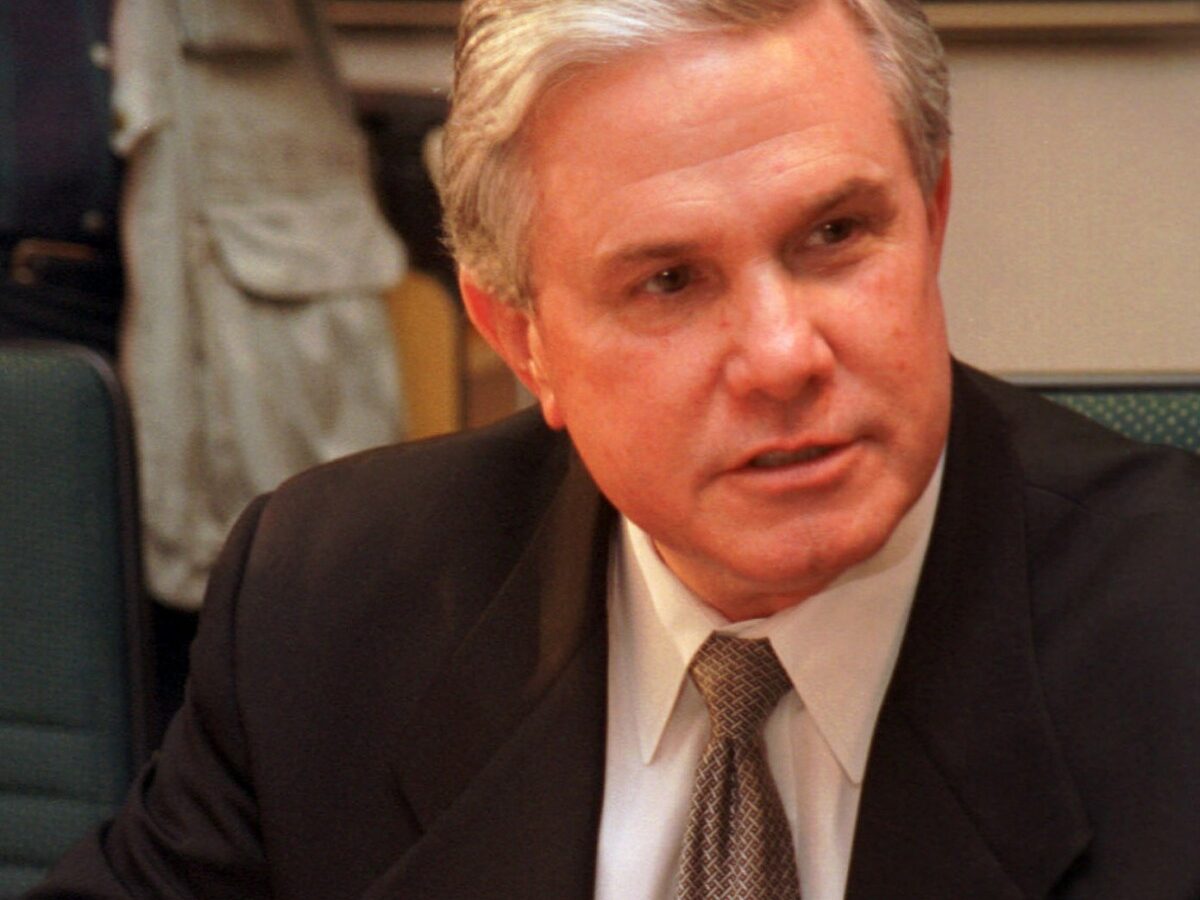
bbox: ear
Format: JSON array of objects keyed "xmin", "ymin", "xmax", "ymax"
[
  {"xmin": 459, "ymin": 271, "xmax": 565, "ymax": 430},
  {"xmin": 926, "ymin": 153, "xmax": 952, "ymax": 265}
]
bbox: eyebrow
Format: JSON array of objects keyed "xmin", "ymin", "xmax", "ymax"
[
  {"xmin": 605, "ymin": 241, "xmax": 704, "ymax": 270},
  {"xmin": 598, "ymin": 176, "xmax": 893, "ymax": 273},
  {"xmin": 803, "ymin": 177, "xmax": 893, "ymax": 221}
]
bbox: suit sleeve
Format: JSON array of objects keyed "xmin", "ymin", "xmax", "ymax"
[{"xmin": 25, "ymin": 496, "xmax": 274, "ymax": 899}]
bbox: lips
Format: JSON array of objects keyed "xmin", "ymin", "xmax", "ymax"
[
  {"xmin": 724, "ymin": 437, "xmax": 859, "ymax": 495},
  {"xmin": 747, "ymin": 445, "xmax": 835, "ymax": 469}
]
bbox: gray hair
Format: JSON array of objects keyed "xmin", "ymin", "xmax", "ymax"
[{"xmin": 442, "ymin": 0, "xmax": 950, "ymax": 308}]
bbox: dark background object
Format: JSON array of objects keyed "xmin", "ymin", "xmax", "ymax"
[
  {"xmin": 0, "ymin": 0, "xmax": 124, "ymax": 357},
  {"xmin": 357, "ymin": 90, "xmax": 458, "ymax": 299}
]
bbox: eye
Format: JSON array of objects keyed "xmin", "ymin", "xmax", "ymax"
[
  {"xmin": 806, "ymin": 217, "xmax": 861, "ymax": 247},
  {"xmin": 640, "ymin": 266, "xmax": 694, "ymax": 296}
]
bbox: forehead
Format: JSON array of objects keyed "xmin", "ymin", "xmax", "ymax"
[{"xmin": 521, "ymin": 0, "xmax": 913, "ymax": 267}]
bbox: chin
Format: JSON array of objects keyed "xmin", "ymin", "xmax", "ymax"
[{"xmin": 756, "ymin": 512, "xmax": 901, "ymax": 593}]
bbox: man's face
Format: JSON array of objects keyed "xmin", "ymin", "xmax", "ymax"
[{"xmin": 471, "ymin": 0, "xmax": 953, "ymax": 620}]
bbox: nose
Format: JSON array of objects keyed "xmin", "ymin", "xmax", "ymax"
[{"xmin": 721, "ymin": 267, "xmax": 835, "ymax": 402}]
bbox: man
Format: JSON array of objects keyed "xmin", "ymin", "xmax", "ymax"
[{"xmin": 29, "ymin": 0, "xmax": 1200, "ymax": 897}]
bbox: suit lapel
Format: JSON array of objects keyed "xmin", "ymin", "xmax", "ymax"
[
  {"xmin": 847, "ymin": 365, "xmax": 1092, "ymax": 899},
  {"xmin": 365, "ymin": 453, "xmax": 614, "ymax": 900}
]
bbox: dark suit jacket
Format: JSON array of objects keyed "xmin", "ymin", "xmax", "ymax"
[{"xmin": 31, "ymin": 362, "xmax": 1200, "ymax": 899}]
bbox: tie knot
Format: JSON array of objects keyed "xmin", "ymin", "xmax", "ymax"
[{"xmin": 688, "ymin": 634, "xmax": 792, "ymax": 743}]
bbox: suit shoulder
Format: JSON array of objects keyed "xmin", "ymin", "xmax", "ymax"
[
  {"xmin": 220, "ymin": 408, "xmax": 575, "ymax": 706},
  {"xmin": 267, "ymin": 407, "xmax": 568, "ymax": 530},
  {"xmin": 959, "ymin": 364, "xmax": 1200, "ymax": 520},
  {"xmin": 232, "ymin": 408, "xmax": 573, "ymax": 618},
  {"xmin": 959, "ymin": 365, "xmax": 1200, "ymax": 670}
]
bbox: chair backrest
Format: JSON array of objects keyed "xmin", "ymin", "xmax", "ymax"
[
  {"xmin": 1013, "ymin": 373, "xmax": 1200, "ymax": 452},
  {"xmin": 0, "ymin": 340, "xmax": 150, "ymax": 897}
]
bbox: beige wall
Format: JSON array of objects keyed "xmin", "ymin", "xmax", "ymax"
[
  {"xmin": 334, "ymin": 21, "xmax": 1200, "ymax": 376},
  {"xmin": 942, "ymin": 34, "xmax": 1200, "ymax": 375}
]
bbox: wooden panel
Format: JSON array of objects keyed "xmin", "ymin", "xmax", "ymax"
[{"xmin": 326, "ymin": 0, "xmax": 1200, "ymax": 35}]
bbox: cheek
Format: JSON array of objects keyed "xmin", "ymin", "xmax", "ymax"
[
  {"xmin": 819, "ymin": 257, "xmax": 949, "ymax": 422},
  {"xmin": 548, "ymin": 333, "xmax": 711, "ymax": 473},
  {"xmin": 536, "ymin": 328, "xmax": 656, "ymax": 443},
  {"xmin": 853, "ymin": 251, "xmax": 944, "ymax": 347},
  {"xmin": 552, "ymin": 317, "xmax": 700, "ymax": 399},
  {"xmin": 819, "ymin": 264, "xmax": 915, "ymax": 369}
]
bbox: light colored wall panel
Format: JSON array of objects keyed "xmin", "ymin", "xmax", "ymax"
[{"xmin": 941, "ymin": 37, "xmax": 1200, "ymax": 374}]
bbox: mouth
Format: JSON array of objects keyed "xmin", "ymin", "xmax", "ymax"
[{"xmin": 746, "ymin": 445, "xmax": 838, "ymax": 469}]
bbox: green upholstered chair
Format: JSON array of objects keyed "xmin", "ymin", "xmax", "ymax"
[
  {"xmin": 0, "ymin": 341, "xmax": 151, "ymax": 897},
  {"xmin": 1014, "ymin": 373, "xmax": 1200, "ymax": 452}
]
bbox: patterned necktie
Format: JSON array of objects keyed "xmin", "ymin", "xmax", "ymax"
[{"xmin": 676, "ymin": 633, "xmax": 802, "ymax": 900}]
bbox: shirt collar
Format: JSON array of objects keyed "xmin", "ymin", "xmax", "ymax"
[{"xmin": 610, "ymin": 453, "xmax": 944, "ymax": 784}]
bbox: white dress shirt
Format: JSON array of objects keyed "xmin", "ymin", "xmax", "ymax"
[{"xmin": 594, "ymin": 457, "xmax": 943, "ymax": 900}]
